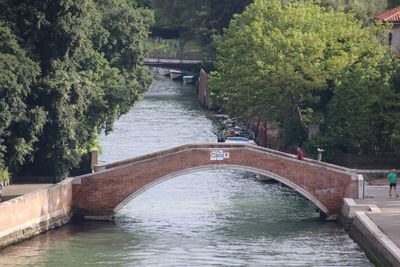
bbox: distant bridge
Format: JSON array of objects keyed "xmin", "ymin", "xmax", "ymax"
[
  {"xmin": 144, "ymin": 58, "xmax": 203, "ymax": 73},
  {"xmin": 144, "ymin": 52, "xmax": 214, "ymax": 73},
  {"xmin": 72, "ymin": 143, "xmax": 363, "ymax": 220}
]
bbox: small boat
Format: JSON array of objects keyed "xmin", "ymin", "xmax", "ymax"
[
  {"xmin": 224, "ymin": 136, "xmax": 256, "ymax": 144},
  {"xmin": 183, "ymin": 75, "xmax": 195, "ymax": 84},
  {"xmin": 170, "ymin": 69, "xmax": 183, "ymax": 80},
  {"xmin": 213, "ymin": 119, "xmax": 256, "ymax": 143},
  {"xmin": 158, "ymin": 68, "xmax": 170, "ymax": 76}
]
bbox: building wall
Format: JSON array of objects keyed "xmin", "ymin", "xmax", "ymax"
[{"xmin": 389, "ymin": 25, "xmax": 400, "ymax": 56}]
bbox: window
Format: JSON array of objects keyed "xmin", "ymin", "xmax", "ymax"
[{"xmin": 389, "ymin": 32, "xmax": 393, "ymax": 46}]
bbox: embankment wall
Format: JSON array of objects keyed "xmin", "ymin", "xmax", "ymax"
[
  {"xmin": 340, "ymin": 199, "xmax": 400, "ymax": 267},
  {"xmin": 0, "ymin": 178, "xmax": 72, "ymax": 248}
]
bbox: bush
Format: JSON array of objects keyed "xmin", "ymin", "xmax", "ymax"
[{"xmin": 0, "ymin": 169, "xmax": 10, "ymax": 185}]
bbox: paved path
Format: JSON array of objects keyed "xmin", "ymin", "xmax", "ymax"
[
  {"xmin": 0, "ymin": 184, "xmax": 52, "ymax": 202},
  {"xmin": 355, "ymin": 184, "xmax": 400, "ymax": 247}
]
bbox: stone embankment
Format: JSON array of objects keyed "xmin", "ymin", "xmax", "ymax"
[
  {"xmin": 340, "ymin": 174, "xmax": 400, "ymax": 267},
  {"xmin": 0, "ymin": 179, "xmax": 73, "ymax": 248}
]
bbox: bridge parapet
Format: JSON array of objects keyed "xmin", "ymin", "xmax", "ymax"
[{"xmin": 73, "ymin": 144, "xmax": 360, "ymax": 220}]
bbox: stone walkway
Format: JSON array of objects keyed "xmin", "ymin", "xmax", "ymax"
[
  {"xmin": 0, "ymin": 184, "xmax": 52, "ymax": 202},
  {"xmin": 355, "ymin": 185, "xmax": 400, "ymax": 248}
]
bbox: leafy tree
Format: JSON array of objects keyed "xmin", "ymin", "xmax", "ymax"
[
  {"xmin": 210, "ymin": 0, "xmax": 398, "ymax": 153},
  {"xmin": 0, "ymin": 0, "xmax": 154, "ymax": 180},
  {"xmin": 319, "ymin": 0, "xmax": 387, "ymax": 23},
  {"xmin": 0, "ymin": 22, "xmax": 45, "ymax": 173},
  {"xmin": 150, "ymin": 0, "xmax": 252, "ymax": 44},
  {"xmin": 387, "ymin": 0, "xmax": 400, "ymax": 8}
]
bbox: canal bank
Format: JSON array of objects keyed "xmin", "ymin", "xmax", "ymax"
[
  {"xmin": 0, "ymin": 179, "xmax": 72, "ymax": 249},
  {"xmin": 0, "ymin": 73, "xmax": 373, "ymax": 266},
  {"xmin": 2, "ymin": 168, "xmax": 400, "ymax": 266},
  {"xmin": 340, "ymin": 184, "xmax": 400, "ymax": 266}
]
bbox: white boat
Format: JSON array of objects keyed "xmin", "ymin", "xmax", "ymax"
[
  {"xmin": 157, "ymin": 68, "xmax": 170, "ymax": 76},
  {"xmin": 183, "ymin": 75, "xmax": 195, "ymax": 84},
  {"xmin": 170, "ymin": 69, "xmax": 183, "ymax": 80},
  {"xmin": 224, "ymin": 136, "xmax": 257, "ymax": 144}
]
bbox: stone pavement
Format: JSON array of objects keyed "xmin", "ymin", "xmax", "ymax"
[
  {"xmin": 355, "ymin": 185, "xmax": 400, "ymax": 248},
  {"xmin": 0, "ymin": 184, "xmax": 52, "ymax": 202}
]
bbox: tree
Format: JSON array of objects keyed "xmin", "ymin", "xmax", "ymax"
[
  {"xmin": 0, "ymin": 0, "xmax": 154, "ymax": 180},
  {"xmin": 150, "ymin": 0, "xmax": 252, "ymax": 44},
  {"xmin": 210, "ymin": 0, "xmax": 397, "ymax": 152},
  {"xmin": 0, "ymin": 22, "xmax": 45, "ymax": 173},
  {"xmin": 319, "ymin": 0, "xmax": 387, "ymax": 23},
  {"xmin": 387, "ymin": 0, "xmax": 400, "ymax": 8}
]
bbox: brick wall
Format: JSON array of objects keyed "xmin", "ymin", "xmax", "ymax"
[
  {"xmin": 73, "ymin": 144, "xmax": 357, "ymax": 219},
  {"xmin": 0, "ymin": 179, "xmax": 73, "ymax": 248}
]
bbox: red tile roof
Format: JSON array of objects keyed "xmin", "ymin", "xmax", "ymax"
[{"xmin": 375, "ymin": 7, "xmax": 400, "ymax": 22}]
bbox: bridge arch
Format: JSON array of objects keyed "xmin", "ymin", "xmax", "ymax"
[
  {"xmin": 114, "ymin": 165, "xmax": 329, "ymax": 215},
  {"xmin": 72, "ymin": 144, "xmax": 359, "ymax": 220}
]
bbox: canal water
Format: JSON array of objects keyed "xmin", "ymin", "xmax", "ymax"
[{"xmin": 0, "ymin": 74, "xmax": 372, "ymax": 266}]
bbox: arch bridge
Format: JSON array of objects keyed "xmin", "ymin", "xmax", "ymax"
[
  {"xmin": 144, "ymin": 52, "xmax": 214, "ymax": 73},
  {"xmin": 144, "ymin": 58, "xmax": 202, "ymax": 73},
  {"xmin": 72, "ymin": 144, "xmax": 362, "ymax": 220}
]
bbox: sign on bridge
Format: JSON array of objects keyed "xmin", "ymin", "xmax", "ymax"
[{"xmin": 210, "ymin": 150, "xmax": 229, "ymax": 161}]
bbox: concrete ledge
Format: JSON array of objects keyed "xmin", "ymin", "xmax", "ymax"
[
  {"xmin": 0, "ymin": 210, "xmax": 71, "ymax": 249},
  {"xmin": 340, "ymin": 198, "xmax": 378, "ymax": 219},
  {"xmin": 350, "ymin": 212, "xmax": 400, "ymax": 267},
  {"xmin": 0, "ymin": 179, "xmax": 73, "ymax": 249},
  {"xmin": 340, "ymin": 198, "xmax": 400, "ymax": 266}
]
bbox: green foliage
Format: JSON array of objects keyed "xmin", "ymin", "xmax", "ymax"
[
  {"xmin": 0, "ymin": 22, "xmax": 45, "ymax": 172},
  {"xmin": 211, "ymin": 0, "xmax": 400, "ymax": 154},
  {"xmin": 150, "ymin": 0, "xmax": 252, "ymax": 44},
  {"xmin": 318, "ymin": 0, "xmax": 388, "ymax": 23},
  {"xmin": 0, "ymin": 169, "xmax": 10, "ymax": 184},
  {"xmin": 0, "ymin": 0, "xmax": 154, "ymax": 180},
  {"xmin": 387, "ymin": 0, "xmax": 400, "ymax": 8}
]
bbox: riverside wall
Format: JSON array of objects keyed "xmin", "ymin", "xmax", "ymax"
[
  {"xmin": 0, "ymin": 178, "xmax": 73, "ymax": 248},
  {"xmin": 340, "ymin": 198, "xmax": 400, "ymax": 267}
]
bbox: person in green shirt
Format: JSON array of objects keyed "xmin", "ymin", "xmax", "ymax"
[{"xmin": 388, "ymin": 169, "xmax": 398, "ymax": 197}]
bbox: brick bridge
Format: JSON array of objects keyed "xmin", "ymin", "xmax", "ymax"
[
  {"xmin": 144, "ymin": 58, "xmax": 203, "ymax": 73},
  {"xmin": 72, "ymin": 144, "xmax": 362, "ymax": 220}
]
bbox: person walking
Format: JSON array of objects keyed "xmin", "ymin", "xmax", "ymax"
[
  {"xmin": 296, "ymin": 147, "xmax": 304, "ymax": 160},
  {"xmin": 388, "ymin": 169, "xmax": 398, "ymax": 197}
]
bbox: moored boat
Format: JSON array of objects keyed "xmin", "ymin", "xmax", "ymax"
[
  {"xmin": 213, "ymin": 119, "xmax": 256, "ymax": 143},
  {"xmin": 183, "ymin": 75, "xmax": 195, "ymax": 84},
  {"xmin": 170, "ymin": 69, "xmax": 183, "ymax": 80},
  {"xmin": 224, "ymin": 136, "xmax": 256, "ymax": 144},
  {"xmin": 158, "ymin": 68, "xmax": 170, "ymax": 76}
]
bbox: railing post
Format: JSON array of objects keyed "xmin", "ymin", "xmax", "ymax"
[
  {"xmin": 91, "ymin": 149, "xmax": 99, "ymax": 173},
  {"xmin": 157, "ymin": 52, "xmax": 160, "ymax": 62}
]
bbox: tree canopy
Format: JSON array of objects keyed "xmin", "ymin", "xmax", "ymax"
[
  {"xmin": 150, "ymin": 0, "xmax": 252, "ymax": 44},
  {"xmin": 210, "ymin": 0, "xmax": 400, "ymax": 154},
  {"xmin": 0, "ymin": 0, "xmax": 153, "ymax": 180}
]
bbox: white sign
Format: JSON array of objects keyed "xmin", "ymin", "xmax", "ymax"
[{"xmin": 210, "ymin": 150, "xmax": 230, "ymax": 161}]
